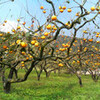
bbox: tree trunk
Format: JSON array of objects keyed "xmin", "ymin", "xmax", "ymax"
[
  {"xmin": 3, "ymin": 81, "xmax": 11, "ymax": 93},
  {"xmin": 3, "ymin": 68, "xmax": 14, "ymax": 93},
  {"xmin": 37, "ymin": 68, "xmax": 43, "ymax": 81},
  {"xmin": 78, "ymin": 76, "xmax": 83, "ymax": 86},
  {"xmin": 37, "ymin": 74, "xmax": 41, "ymax": 81},
  {"xmin": 92, "ymin": 74, "xmax": 99, "ymax": 82},
  {"xmin": 43, "ymin": 68, "xmax": 49, "ymax": 78}
]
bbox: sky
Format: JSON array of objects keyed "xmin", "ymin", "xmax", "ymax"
[{"xmin": 0, "ymin": 0, "xmax": 99, "ymax": 39}]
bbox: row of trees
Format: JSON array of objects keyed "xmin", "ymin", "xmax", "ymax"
[{"xmin": 0, "ymin": 0, "xmax": 100, "ymax": 93}]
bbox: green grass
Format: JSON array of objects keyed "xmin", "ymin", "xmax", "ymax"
[{"xmin": 0, "ymin": 71, "xmax": 100, "ymax": 100}]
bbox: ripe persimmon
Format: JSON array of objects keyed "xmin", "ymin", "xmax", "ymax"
[
  {"xmin": 35, "ymin": 42, "xmax": 39, "ymax": 47},
  {"xmin": 40, "ymin": 6, "xmax": 44, "ymax": 9},
  {"xmin": 91, "ymin": 7, "xmax": 95, "ymax": 11},
  {"xmin": 60, "ymin": 9, "xmax": 64, "ymax": 13},
  {"xmin": 20, "ymin": 42, "xmax": 27, "ymax": 48},
  {"xmin": 41, "ymin": 36, "xmax": 46, "ymax": 39},
  {"xmin": 51, "ymin": 15, "xmax": 57, "ymax": 21},
  {"xmin": 46, "ymin": 24, "xmax": 52, "ymax": 30},
  {"xmin": 31, "ymin": 40, "xmax": 36, "ymax": 45},
  {"xmin": 3, "ymin": 45, "xmax": 7, "ymax": 49},
  {"xmin": 62, "ymin": 6, "xmax": 66, "ymax": 10},
  {"xmin": 44, "ymin": 32, "xmax": 49, "ymax": 36},
  {"xmin": 0, "ymin": 33, "xmax": 3, "ymax": 36},
  {"xmin": 67, "ymin": 8, "xmax": 72, "ymax": 12},
  {"xmin": 58, "ymin": 63, "xmax": 63, "ymax": 67}
]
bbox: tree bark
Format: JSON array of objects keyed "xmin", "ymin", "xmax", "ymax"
[
  {"xmin": 37, "ymin": 74, "xmax": 41, "ymax": 81},
  {"xmin": 43, "ymin": 68, "xmax": 49, "ymax": 78},
  {"xmin": 3, "ymin": 81, "xmax": 11, "ymax": 93},
  {"xmin": 78, "ymin": 76, "xmax": 83, "ymax": 86},
  {"xmin": 37, "ymin": 69, "xmax": 42, "ymax": 81},
  {"xmin": 3, "ymin": 68, "xmax": 14, "ymax": 93}
]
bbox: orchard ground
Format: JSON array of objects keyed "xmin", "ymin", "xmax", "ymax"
[{"xmin": 0, "ymin": 70, "xmax": 100, "ymax": 100}]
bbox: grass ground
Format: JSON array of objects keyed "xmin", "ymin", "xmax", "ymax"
[{"xmin": 0, "ymin": 70, "xmax": 100, "ymax": 100}]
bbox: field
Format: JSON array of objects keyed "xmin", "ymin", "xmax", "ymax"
[{"xmin": 0, "ymin": 70, "xmax": 100, "ymax": 100}]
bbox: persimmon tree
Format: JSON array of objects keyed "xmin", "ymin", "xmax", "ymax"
[{"xmin": 0, "ymin": 0, "xmax": 100, "ymax": 93}]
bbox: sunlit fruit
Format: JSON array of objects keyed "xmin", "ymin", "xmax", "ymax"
[
  {"xmin": 83, "ymin": 38, "xmax": 86, "ymax": 41},
  {"xmin": 67, "ymin": 8, "xmax": 72, "ymax": 12},
  {"xmin": 3, "ymin": 23, "xmax": 5, "ymax": 26},
  {"xmin": 56, "ymin": 50, "xmax": 59, "ymax": 52},
  {"xmin": 51, "ymin": 15, "xmax": 57, "ymax": 21},
  {"xmin": 97, "ymin": 41, "xmax": 100, "ymax": 43},
  {"xmin": 16, "ymin": 40, "xmax": 21, "ymax": 44},
  {"xmin": 77, "ymin": 60, "xmax": 80, "ymax": 63},
  {"xmin": 9, "ymin": 51, "xmax": 13, "ymax": 53},
  {"xmin": 29, "ymin": 55, "xmax": 33, "ymax": 58},
  {"xmin": 43, "ymin": 10, "xmax": 46, "ymax": 13},
  {"xmin": 4, "ymin": 20, "xmax": 7, "ymax": 23},
  {"xmin": 41, "ymin": 36, "xmax": 46, "ymax": 39},
  {"xmin": 72, "ymin": 61, "xmax": 75, "ymax": 64},
  {"xmin": 46, "ymin": 24, "xmax": 52, "ymax": 30},
  {"xmin": 31, "ymin": 24, "xmax": 34, "ymax": 27},
  {"xmin": 91, "ymin": 7, "xmax": 95, "ymax": 11},
  {"xmin": 59, "ymin": 6, "xmax": 62, "ymax": 9},
  {"xmin": 91, "ymin": 54, "xmax": 94, "ymax": 57},
  {"xmin": 17, "ymin": 26, "xmax": 21, "ymax": 30},
  {"xmin": 23, "ymin": 22, "xmax": 26, "ymax": 25},
  {"xmin": 7, "ymin": 31, "xmax": 10, "ymax": 34},
  {"xmin": 83, "ymin": 30, "xmax": 87, "ymax": 33},
  {"xmin": 3, "ymin": 45, "xmax": 7, "ymax": 49},
  {"xmin": 0, "ymin": 33, "xmax": 3, "ymax": 36},
  {"xmin": 21, "ymin": 64, "xmax": 24, "ymax": 67},
  {"xmin": 76, "ymin": 12, "xmax": 80, "ymax": 16},
  {"xmin": 21, "ymin": 51, "xmax": 26, "ymax": 55},
  {"xmin": 75, "ymin": 40, "xmax": 77, "ymax": 42},
  {"xmin": 62, "ymin": 6, "xmax": 66, "ymax": 10},
  {"xmin": 12, "ymin": 29, "xmax": 15, "ymax": 33},
  {"xmin": 20, "ymin": 42, "xmax": 27, "ymax": 48},
  {"xmin": 34, "ymin": 33, "xmax": 38, "ymax": 36},
  {"xmin": 35, "ymin": 42, "xmax": 39, "ymax": 47},
  {"xmin": 78, "ymin": 50, "xmax": 80, "ymax": 52},
  {"xmin": 26, "ymin": 57, "xmax": 29, "ymax": 60},
  {"xmin": 53, "ymin": 27, "xmax": 57, "ymax": 30},
  {"xmin": 59, "ymin": 48, "xmax": 65, "ymax": 51},
  {"xmin": 60, "ymin": 9, "xmax": 64, "ymax": 13},
  {"xmin": 89, "ymin": 39, "xmax": 93, "ymax": 42},
  {"xmin": 40, "ymin": 6, "xmax": 44, "ymax": 9},
  {"xmin": 58, "ymin": 63, "xmax": 63, "ymax": 67},
  {"xmin": 65, "ymin": 23, "xmax": 68, "ymax": 26},
  {"xmin": 97, "ymin": 32, "xmax": 99, "ymax": 35},
  {"xmin": 31, "ymin": 40, "xmax": 36, "ymax": 45},
  {"xmin": 21, "ymin": 61, "xmax": 24, "ymax": 64},
  {"xmin": 17, "ymin": 19, "xmax": 20, "ymax": 22},
  {"xmin": 44, "ymin": 32, "xmax": 49, "ymax": 36}
]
